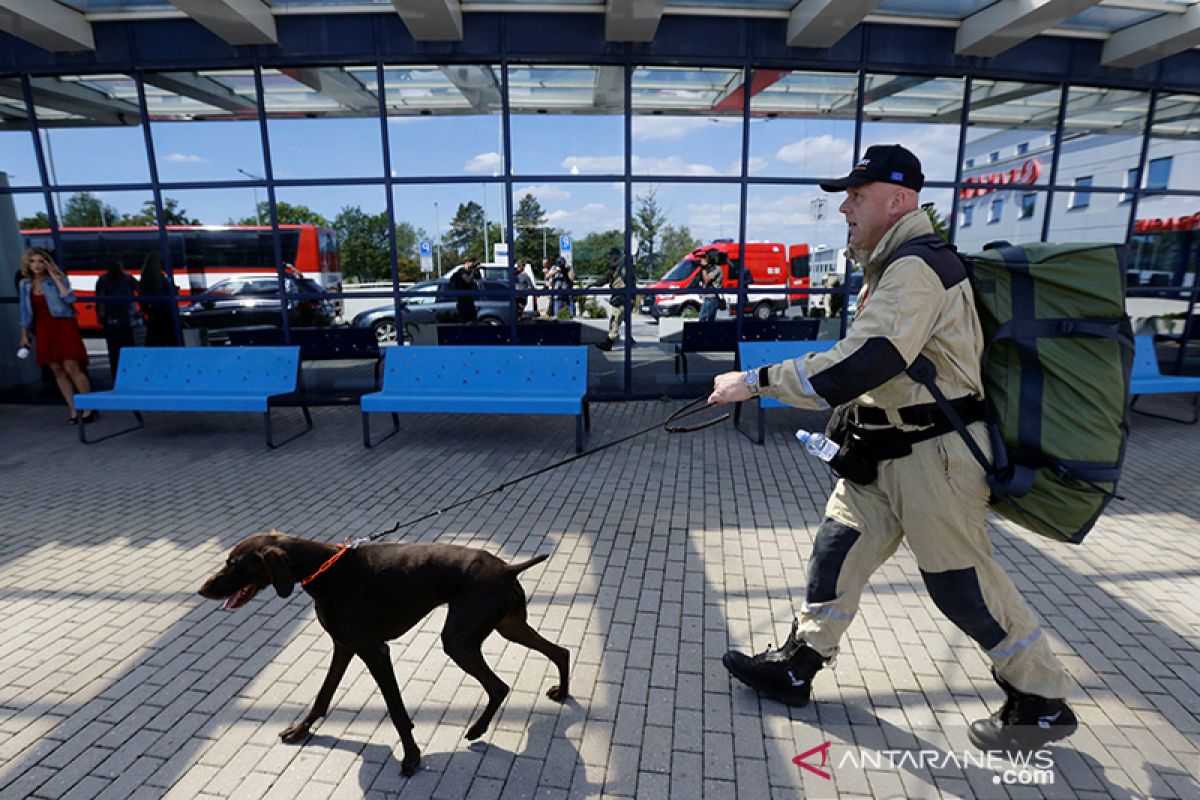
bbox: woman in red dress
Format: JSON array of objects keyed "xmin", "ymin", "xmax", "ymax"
[{"xmin": 18, "ymin": 248, "xmax": 95, "ymax": 424}]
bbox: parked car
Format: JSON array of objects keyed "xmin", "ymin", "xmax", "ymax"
[
  {"xmin": 179, "ymin": 274, "xmax": 335, "ymax": 340},
  {"xmin": 351, "ymin": 278, "xmax": 524, "ymax": 344}
]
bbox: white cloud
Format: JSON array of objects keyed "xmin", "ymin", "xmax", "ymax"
[
  {"xmin": 632, "ymin": 116, "xmax": 733, "ymax": 142},
  {"xmin": 164, "ymin": 153, "xmax": 206, "ymax": 163},
  {"xmin": 746, "ymin": 156, "xmax": 769, "ymax": 175},
  {"xmin": 463, "ymin": 151, "xmax": 501, "ymax": 174},
  {"xmin": 776, "ymin": 135, "xmax": 854, "ymax": 169},
  {"xmin": 561, "ymin": 154, "xmax": 623, "ymax": 173},
  {"xmin": 632, "ymin": 155, "xmax": 722, "ymax": 177},
  {"xmin": 515, "ymin": 184, "xmax": 572, "ymax": 202},
  {"xmin": 544, "ymin": 202, "xmax": 622, "ymax": 234}
]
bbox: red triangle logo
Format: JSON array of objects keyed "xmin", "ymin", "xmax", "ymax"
[{"xmin": 792, "ymin": 741, "xmax": 833, "ymax": 780}]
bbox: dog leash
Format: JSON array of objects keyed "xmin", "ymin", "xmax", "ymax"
[{"xmin": 352, "ymin": 395, "xmax": 727, "ymax": 545}]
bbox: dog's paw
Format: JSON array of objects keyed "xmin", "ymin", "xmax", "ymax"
[
  {"xmin": 401, "ymin": 753, "xmax": 421, "ymax": 777},
  {"xmin": 279, "ymin": 723, "xmax": 311, "ymax": 743},
  {"xmin": 464, "ymin": 721, "xmax": 488, "ymax": 741},
  {"xmin": 546, "ymin": 684, "xmax": 569, "ymax": 702}
]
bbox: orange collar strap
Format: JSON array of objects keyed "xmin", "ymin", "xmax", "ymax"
[{"xmin": 300, "ymin": 544, "xmax": 349, "ymax": 587}]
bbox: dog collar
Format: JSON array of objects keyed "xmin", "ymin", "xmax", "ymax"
[{"xmin": 300, "ymin": 544, "xmax": 350, "ymax": 587}]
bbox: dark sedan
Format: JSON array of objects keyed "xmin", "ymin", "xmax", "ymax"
[
  {"xmin": 179, "ymin": 275, "xmax": 335, "ymax": 339},
  {"xmin": 351, "ymin": 278, "xmax": 524, "ymax": 344}
]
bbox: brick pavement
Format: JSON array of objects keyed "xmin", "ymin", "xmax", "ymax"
[{"xmin": 0, "ymin": 398, "xmax": 1197, "ymax": 799}]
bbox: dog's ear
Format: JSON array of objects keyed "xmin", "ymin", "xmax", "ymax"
[{"xmin": 259, "ymin": 546, "xmax": 294, "ymax": 598}]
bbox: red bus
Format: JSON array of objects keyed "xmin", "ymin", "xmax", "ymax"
[{"xmin": 20, "ymin": 224, "xmax": 341, "ymax": 331}]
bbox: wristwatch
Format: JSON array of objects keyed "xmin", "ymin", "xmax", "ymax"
[{"xmin": 743, "ymin": 369, "xmax": 760, "ymax": 396}]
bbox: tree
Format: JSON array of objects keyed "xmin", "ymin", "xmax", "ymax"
[
  {"xmin": 18, "ymin": 210, "xmax": 50, "ymax": 230},
  {"xmin": 333, "ymin": 205, "xmax": 391, "ymax": 283},
  {"xmin": 631, "ymin": 188, "xmax": 668, "ymax": 280},
  {"xmin": 445, "ymin": 201, "xmax": 485, "ymax": 263},
  {"xmin": 657, "ymin": 224, "xmax": 700, "ymax": 278},
  {"xmin": 61, "ymin": 192, "xmax": 120, "ymax": 227},
  {"xmin": 393, "ymin": 220, "xmax": 427, "ymax": 282},
  {"xmin": 117, "ymin": 197, "xmax": 198, "ymax": 227},
  {"xmin": 572, "ymin": 230, "xmax": 625, "ymax": 278},
  {"xmin": 922, "ymin": 202, "xmax": 950, "ymax": 241},
  {"xmin": 514, "ymin": 193, "xmax": 557, "ymax": 265},
  {"xmin": 232, "ymin": 201, "xmax": 329, "ymax": 227}
]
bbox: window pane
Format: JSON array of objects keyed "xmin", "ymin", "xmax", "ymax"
[
  {"xmin": 748, "ymin": 70, "xmax": 857, "ymax": 178},
  {"xmin": 860, "ymin": 74, "xmax": 965, "ymax": 183},
  {"xmin": 1146, "ymin": 156, "xmax": 1172, "ymax": 191},
  {"xmin": 956, "ymin": 190, "xmax": 1047, "ymax": 252},
  {"xmin": 509, "ymin": 64, "xmax": 624, "ymax": 176},
  {"xmin": 1060, "ymin": 86, "xmax": 1149, "ymax": 189},
  {"xmin": 1147, "ymin": 93, "xmax": 1200, "ymax": 192},
  {"xmin": 0, "ymin": 78, "xmax": 41, "ymax": 187},
  {"xmin": 263, "ymin": 66, "xmax": 382, "ymax": 180},
  {"xmin": 384, "ymin": 64, "xmax": 502, "ymax": 178},
  {"xmin": 962, "ymin": 80, "xmax": 1058, "ymax": 197},
  {"xmin": 1071, "ymin": 176, "xmax": 1093, "ymax": 209},
  {"xmin": 30, "ymin": 73, "xmax": 150, "ymax": 185},
  {"xmin": 145, "ymin": 69, "xmax": 265, "ymax": 183},
  {"xmin": 631, "ymin": 66, "xmax": 745, "ymax": 177}
]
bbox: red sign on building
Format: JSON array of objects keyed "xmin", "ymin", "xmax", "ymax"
[{"xmin": 960, "ymin": 159, "xmax": 1043, "ymax": 199}]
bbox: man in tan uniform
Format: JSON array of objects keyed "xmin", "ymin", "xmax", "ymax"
[
  {"xmin": 594, "ymin": 247, "xmax": 628, "ymax": 351},
  {"xmin": 708, "ymin": 145, "xmax": 1076, "ymax": 753}
]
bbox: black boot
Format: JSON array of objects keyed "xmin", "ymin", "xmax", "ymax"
[
  {"xmin": 969, "ymin": 671, "xmax": 1077, "ymax": 753},
  {"xmin": 722, "ymin": 619, "xmax": 829, "ymax": 707}
]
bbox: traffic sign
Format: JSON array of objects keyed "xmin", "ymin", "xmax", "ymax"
[
  {"xmin": 560, "ymin": 235, "xmax": 572, "ymax": 252},
  {"xmin": 419, "ymin": 239, "xmax": 433, "ymax": 273}
]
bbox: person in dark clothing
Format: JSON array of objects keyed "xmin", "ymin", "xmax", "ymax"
[
  {"xmin": 513, "ymin": 262, "xmax": 536, "ymax": 318},
  {"xmin": 94, "ymin": 260, "xmax": 142, "ymax": 376},
  {"xmin": 449, "ymin": 256, "xmax": 480, "ymax": 323},
  {"xmin": 138, "ymin": 251, "xmax": 177, "ymax": 347}
]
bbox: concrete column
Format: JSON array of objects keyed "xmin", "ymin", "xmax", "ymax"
[{"xmin": 0, "ymin": 173, "xmax": 42, "ymax": 396}]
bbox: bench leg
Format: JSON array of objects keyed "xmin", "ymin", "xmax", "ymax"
[
  {"xmin": 576, "ymin": 413, "xmax": 585, "ymax": 453},
  {"xmin": 732, "ymin": 399, "xmax": 766, "ymax": 445},
  {"xmin": 1131, "ymin": 393, "xmax": 1199, "ymax": 424},
  {"xmin": 265, "ymin": 404, "xmax": 314, "ymax": 448},
  {"xmin": 583, "ymin": 400, "xmax": 591, "ymax": 432},
  {"xmin": 79, "ymin": 411, "xmax": 145, "ymax": 445},
  {"xmin": 363, "ymin": 411, "xmax": 401, "ymax": 448}
]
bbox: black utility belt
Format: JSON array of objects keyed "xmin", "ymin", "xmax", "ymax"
[{"xmin": 826, "ymin": 397, "xmax": 985, "ymax": 485}]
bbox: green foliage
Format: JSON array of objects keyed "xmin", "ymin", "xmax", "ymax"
[
  {"xmin": 18, "ymin": 210, "xmax": 49, "ymax": 230},
  {"xmin": 631, "ymin": 188, "xmax": 666, "ymax": 280},
  {"xmin": 333, "ymin": 206, "xmax": 391, "ymax": 282},
  {"xmin": 681, "ymin": 307, "xmax": 700, "ymax": 319},
  {"xmin": 233, "ymin": 201, "xmax": 330, "ymax": 227},
  {"xmin": 443, "ymin": 200, "xmax": 503, "ymax": 264},
  {"xmin": 514, "ymin": 193, "xmax": 561, "ymax": 265},
  {"xmin": 555, "ymin": 305, "xmax": 573, "ymax": 321},
  {"xmin": 582, "ymin": 301, "xmax": 608, "ymax": 319},
  {"xmin": 118, "ymin": 197, "xmax": 198, "ymax": 227},
  {"xmin": 922, "ymin": 202, "xmax": 950, "ymax": 241},
  {"xmin": 573, "ymin": 229, "xmax": 625, "ymax": 277},
  {"xmin": 61, "ymin": 192, "xmax": 120, "ymax": 227},
  {"xmin": 656, "ymin": 224, "xmax": 700, "ymax": 278}
]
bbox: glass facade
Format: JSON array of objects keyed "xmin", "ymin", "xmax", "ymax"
[{"xmin": 4, "ymin": 57, "xmax": 1199, "ymax": 398}]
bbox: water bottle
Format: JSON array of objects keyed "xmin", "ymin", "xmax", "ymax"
[{"xmin": 795, "ymin": 429, "xmax": 839, "ymax": 462}]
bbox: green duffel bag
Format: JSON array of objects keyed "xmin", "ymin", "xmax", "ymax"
[{"xmin": 899, "ymin": 237, "xmax": 1133, "ymax": 544}]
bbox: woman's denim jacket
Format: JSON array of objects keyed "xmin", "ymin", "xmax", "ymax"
[{"xmin": 19, "ymin": 277, "xmax": 78, "ymax": 330}]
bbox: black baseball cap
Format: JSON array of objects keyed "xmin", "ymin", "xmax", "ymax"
[{"xmin": 819, "ymin": 144, "xmax": 924, "ymax": 192}]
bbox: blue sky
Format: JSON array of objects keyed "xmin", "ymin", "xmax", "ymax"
[{"xmin": 3, "ymin": 113, "xmax": 964, "ymax": 254}]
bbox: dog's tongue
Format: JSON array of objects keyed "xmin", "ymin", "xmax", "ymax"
[{"xmin": 221, "ymin": 585, "xmax": 258, "ymax": 611}]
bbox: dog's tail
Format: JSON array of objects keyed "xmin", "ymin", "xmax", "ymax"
[{"xmin": 507, "ymin": 554, "xmax": 550, "ymax": 575}]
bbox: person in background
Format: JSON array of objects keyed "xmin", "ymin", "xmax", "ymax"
[
  {"xmin": 138, "ymin": 251, "xmax": 177, "ymax": 347},
  {"xmin": 698, "ymin": 248, "xmax": 724, "ymax": 322},
  {"xmin": 449, "ymin": 255, "xmax": 480, "ymax": 323},
  {"xmin": 513, "ymin": 261, "xmax": 536, "ymax": 318},
  {"xmin": 549, "ymin": 256, "xmax": 575, "ymax": 318},
  {"xmin": 94, "ymin": 259, "xmax": 142, "ymax": 376},
  {"xmin": 592, "ymin": 247, "xmax": 628, "ymax": 351},
  {"xmin": 17, "ymin": 247, "xmax": 95, "ymax": 424}
]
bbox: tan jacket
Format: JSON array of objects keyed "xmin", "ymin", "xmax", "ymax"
[{"xmin": 760, "ymin": 209, "xmax": 984, "ymax": 428}]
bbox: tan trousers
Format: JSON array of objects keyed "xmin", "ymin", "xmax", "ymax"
[
  {"xmin": 799, "ymin": 422, "xmax": 1071, "ymax": 699},
  {"xmin": 608, "ymin": 301, "xmax": 625, "ymax": 343}
]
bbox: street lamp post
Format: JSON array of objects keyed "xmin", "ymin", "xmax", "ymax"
[
  {"xmin": 434, "ymin": 201, "xmax": 443, "ymax": 276},
  {"xmin": 237, "ymin": 168, "xmax": 262, "ymax": 226}
]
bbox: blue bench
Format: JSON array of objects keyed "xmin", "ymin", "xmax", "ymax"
[
  {"xmin": 73, "ymin": 346, "xmax": 312, "ymax": 447},
  {"xmin": 227, "ymin": 325, "xmax": 384, "ymax": 393},
  {"xmin": 1130, "ymin": 335, "xmax": 1200, "ymax": 423},
  {"xmin": 735, "ymin": 340, "xmax": 837, "ymax": 443},
  {"xmin": 361, "ymin": 345, "xmax": 590, "ymax": 451}
]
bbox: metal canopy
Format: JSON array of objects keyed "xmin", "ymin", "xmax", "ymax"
[{"xmin": 3, "ymin": 0, "xmax": 1200, "ymax": 70}]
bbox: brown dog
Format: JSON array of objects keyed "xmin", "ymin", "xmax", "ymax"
[{"xmin": 197, "ymin": 531, "xmax": 569, "ymax": 776}]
